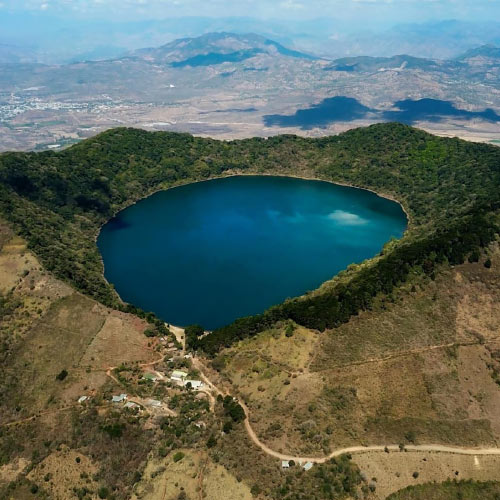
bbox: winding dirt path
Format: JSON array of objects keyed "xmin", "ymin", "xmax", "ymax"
[{"xmin": 191, "ymin": 355, "xmax": 500, "ymax": 464}]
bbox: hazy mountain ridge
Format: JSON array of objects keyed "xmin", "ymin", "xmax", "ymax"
[
  {"xmin": 130, "ymin": 32, "xmax": 318, "ymax": 65},
  {"xmin": 2, "ymin": 14, "xmax": 500, "ymax": 63},
  {"xmin": 456, "ymin": 44, "xmax": 500, "ymax": 62}
]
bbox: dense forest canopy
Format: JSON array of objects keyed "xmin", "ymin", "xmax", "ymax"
[{"xmin": 0, "ymin": 123, "xmax": 498, "ymax": 353}]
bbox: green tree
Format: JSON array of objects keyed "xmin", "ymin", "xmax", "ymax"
[{"xmin": 185, "ymin": 324, "xmax": 204, "ymax": 350}]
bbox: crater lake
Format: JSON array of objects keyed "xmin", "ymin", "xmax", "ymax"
[{"xmin": 98, "ymin": 175, "xmax": 407, "ymax": 329}]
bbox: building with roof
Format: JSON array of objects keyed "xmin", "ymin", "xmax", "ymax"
[
  {"xmin": 146, "ymin": 399, "xmax": 162, "ymax": 408},
  {"xmin": 171, "ymin": 370, "xmax": 188, "ymax": 381},
  {"xmin": 184, "ymin": 380, "xmax": 203, "ymax": 389},
  {"xmin": 111, "ymin": 394, "xmax": 127, "ymax": 403}
]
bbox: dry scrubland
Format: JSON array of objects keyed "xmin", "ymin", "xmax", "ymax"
[
  {"xmin": 0, "ymin": 223, "xmax": 157, "ymax": 422},
  {"xmin": 0, "ymin": 221, "xmax": 166, "ymax": 498},
  {"xmin": 132, "ymin": 449, "xmax": 252, "ymax": 500}
]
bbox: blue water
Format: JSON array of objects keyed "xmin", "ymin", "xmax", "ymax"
[{"xmin": 98, "ymin": 176, "xmax": 407, "ymax": 329}]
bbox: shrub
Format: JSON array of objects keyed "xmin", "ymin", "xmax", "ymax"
[
  {"xmin": 102, "ymin": 422, "xmax": 125, "ymax": 439},
  {"xmin": 55, "ymin": 369, "xmax": 68, "ymax": 381},
  {"xmin": 98, "ymin": 486, "xmax": 109, "ymax": 499}
]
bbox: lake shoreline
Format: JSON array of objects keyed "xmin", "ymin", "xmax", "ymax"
[{"xmin": 97, "ymin": 174, "xmax": 408, "ymax": 328}]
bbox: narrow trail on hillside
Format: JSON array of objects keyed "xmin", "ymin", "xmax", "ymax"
[{"xmin": 313, "ymin": 339, "xmax": 488, "ymax": 372}]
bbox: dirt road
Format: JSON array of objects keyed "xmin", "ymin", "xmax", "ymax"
[{"xmin": 191, "ymin": 353, "xmax": 500, "ymax": 464}]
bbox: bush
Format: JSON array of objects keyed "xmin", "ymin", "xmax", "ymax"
[
  {"xmin": 405, "ymin": 430, "xmax": 416, "ymax": 443},
  {"xmin": 251, "ymin": 484, "xmax": 261, "ymax": 496},
  {"xmin": 55, "ymin": 369, "xmax": 68, "ymax": 381},
  {"xmin": 98, "ymin": 486, "xmax": 109, "ymax": 499},
  {"xmin": 173, "ymin": 451, "xmax": 185, "ymax": 463},
  {"xmin": 102, "ymin": 422, "xmax": 125, "ymax": 439},
  {"xmin": 222, "ymin": 396, "xmax": 246, "ymax": 423}
]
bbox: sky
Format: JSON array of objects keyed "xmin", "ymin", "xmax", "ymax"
[{"xmin": 0, "ymin": 0, "xmax": 499, "ymax": 25}]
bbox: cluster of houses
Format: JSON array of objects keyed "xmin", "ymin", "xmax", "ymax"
[
  {"xmin": 76, "ymin": 357, "xmax": 205, "ymax": 415},
  {"xmin": 170, "ymin": 369, "xmax": 204, "ymax": 390},
  {"xmin": 281, "ymin": 460, "xmax": 314, "ymax": 471},
  {"xmin": 108, "ymin": 393, "xmax": 164, "ymax": 411}
]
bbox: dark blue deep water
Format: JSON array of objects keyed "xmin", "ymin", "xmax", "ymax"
[{"xmin": 98, "ymin": 176, "xmax": 407, "ymax": 329}]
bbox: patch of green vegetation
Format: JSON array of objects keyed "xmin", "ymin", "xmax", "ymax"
[
  {"xmin": 185, "ymin": 324, "xmax": 204, "ymax": 350},
  {"xmin": 387, "ymin": 479, "xmax": 500, "ymax": 499},
  {"xmin": 0, "ymin": 124, "xmax": 498, "ymax": 354}
]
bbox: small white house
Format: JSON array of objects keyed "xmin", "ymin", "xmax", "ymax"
[
  {"xmin": 303, "ymin": 462, "xmax": 314, "ymax": 471},
  {"xmin": 146, "ymin": 399, "xmax": 162, "ymax": 408},
  {"xmin": 184, "ymin": 380, "xmax": 203, "ymax": 389},
  {"xmin": 112, "ymin": 394, "xmax": 127, "ymax": 403},
  {"xmin": 77, "ymin": 396, "xmax": 88, "ymax": 404},
  {"xmin": 281, "ymin": 461, "xmax": 290, "ymax": 469},
  {"xmin": 171, "ymin": 370, "xmax": 188, "ymax": 381},
  {"xmin": 124, "ymin": 401, "xmax": 139, "ymax": 409}
]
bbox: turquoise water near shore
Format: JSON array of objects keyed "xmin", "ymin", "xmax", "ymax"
[{"xmin": 98, "ymin": 175, "xmax": 407, "ymax": 329}]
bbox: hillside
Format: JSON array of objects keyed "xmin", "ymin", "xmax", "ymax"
[
  {"xmin": 0, "ymin": 124, "xmax": 499, "ymax": 499},
  {"xmin": 457, "ymin": 44, "xmax": 500, "ymax": 61},
  {"xmin": 324, "ymin": 54, "xmax": 453, "ymax": 73}
]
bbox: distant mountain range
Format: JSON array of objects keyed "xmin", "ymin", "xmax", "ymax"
[
  {"xmin": 1, "ymin": 32, "xmax": 499, "ymax": 100},
  {"xmin": 130, "ymin": 32, "xmax": 317, "ymax": 67},
  {"xmin": 1, "ymin": 32, "xmax": 499, "ymax": 152}
]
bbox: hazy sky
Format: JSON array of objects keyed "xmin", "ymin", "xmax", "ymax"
[{"xmin": 1, "ymin": 0, "xmax": 498, "ymax": 25}]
